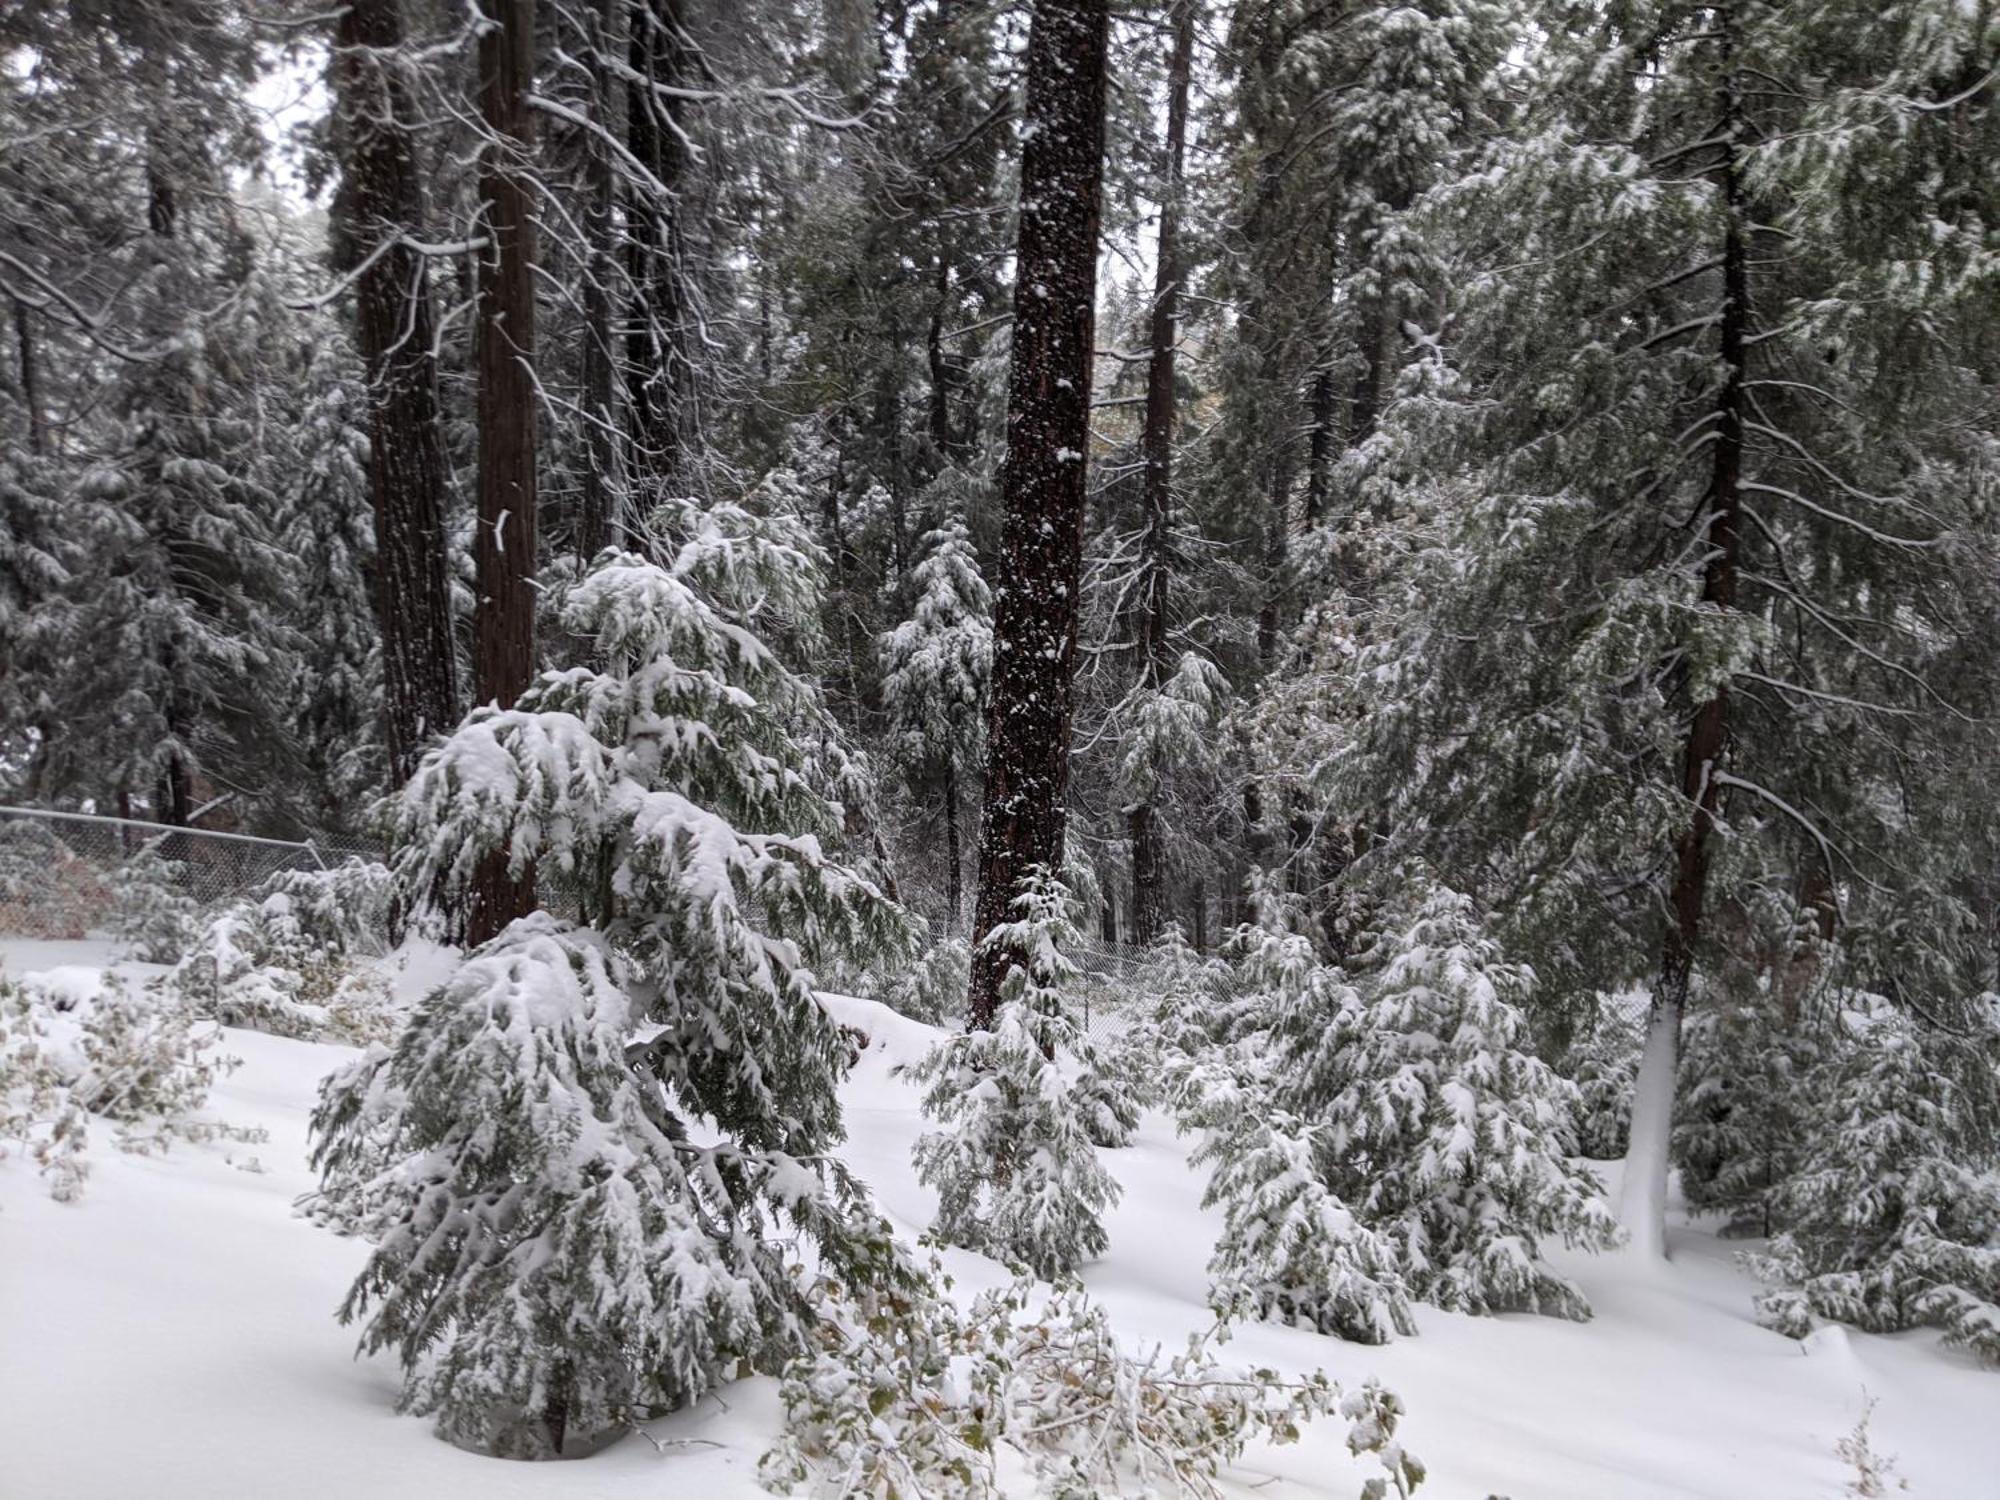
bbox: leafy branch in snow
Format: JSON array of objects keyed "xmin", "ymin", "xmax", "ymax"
[
  {"xmin": 0, "ymin": 972, "xmax": 259, "ymax": 1203},
  {"xmin": 761, "ymin": 1263, "xmax": 1424, "ymax": 1499},
  {"xmin": 167, "ymin": 858, "xmax": 398, "ymax": 1043}
]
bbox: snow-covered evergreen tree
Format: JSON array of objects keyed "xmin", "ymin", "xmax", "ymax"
[
  {"xmin": 908, "ymin": 869, "xmax": 1122, "ymax": 1281},
  {"xmin": 309, "ymin": 503, "xmax": 914, "ymax": 1454},
  {"xmin": 105, "ymin": 841, "xmax": 202, "ymax": 964},
  {"xmin": 878, "ymin": 521, "xmax": 992, "ymax": 934},
  {"xmin": 1197, "ymin": 876, "xmax": 1620, "ymax": 1337},
  {"xmin": 1750, "ymin": 998, "xmax": 2000, "ymax": 1366},
  {"xmin": 1567, "ymin": 993, "xmax": 1643, "ymax": 1162}
]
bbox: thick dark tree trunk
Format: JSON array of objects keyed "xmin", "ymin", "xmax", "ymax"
[
  {"xmin": 331, "ymin": 0, "xmax": 462, "ymax": 786},
  {"xmin": 467, "ymin": 0, "xmax": 541, "ymax": 946},
  {"xmin": 965, "ymin": 0, "xmax": 1110, "ymax": 1028},
  {"xmin": 1127, "ymin": 0, "xmax": 1194, "ymax": 947},
  {"xmin": 1623, "ymin": 38, "xmax": 1748, "ymax": 1257}
]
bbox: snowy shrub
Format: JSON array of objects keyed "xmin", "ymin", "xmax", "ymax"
[
  {"xmin": 1195, "ymin": 877, "xmax": 1621, "ymax": 1338},
  {"xmin": 0, "ymin": 976, "xmax": 89, "ymax": 1201},
  {"xmin": 1748, "ymin": 998, "xmax": 2000, "ymax": 1366},
  {"xmin": 908, "ymin": 871, "xmax": 1123, "ymax": 1281},
  {"xmin": 0, "ymin": 972, "xmax": 255, "ymax": 1201},
  {"xmin": 880, "ymin": 933, "xmax": 971, "ymax": 1025},
  {"xmin": 1674, "ymin": 980, "xmax": 1821, "ymax": 1237},
  {"xmin": 762, "ymin": 1264, "xmax": 1424, "ymax": 1499},
  {"xmin": 105, "ymin": 841, "xmax": 203, "ymax": 962},
  {"xmin": 167, "ymin": 858, "xmax": 397, "ymax": 1043},
  {"xmin": 313, "ymin": 918, "xmax": 902, "ymax": 1458},
  {"xmin": 1197, "ymin": 1112, "xmax": 1417, "ymax": 1343},
  {"xmin": 310, "ymin": 515, "xmax": 916, "ymax": 1456},
  {"xmin": 1567, "ymin": 993, "xmax": 1642, "ymax": 1160}
]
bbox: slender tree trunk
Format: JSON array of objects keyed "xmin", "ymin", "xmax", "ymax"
[
  {"xmin": 1303, "ymin": 358, "xmax": 1336, "ymax": 528},
  {"xmin": 467, "ymin": 0, "xmax": 540, "ymax": 946},
  {"xmin": 927, "ymin": 259, "xmax": 958, "ymax": 466},
  {"xmin": 331, "ymin": 0, "xmax": 462, "ymax": 786},
  {"xmin": 965, "ymin": 0, "xmax": 1111, "ymax": 1027},
  {"xmin": 944, "ymin": 758, "xmax": 962, "ymax": 935},
  {"xmin": 1622, "ymin": 40, "xmax": 1748, "ymax": 1258},
  {"xmin": 626, "ymin": 0, "xmax": 693, "ymax": 514},
  {"xmin": 1255, "ymin": 457, "xmax": 1290, "ymax": 666},
  {"xmin": 13, "ymin": 298, "xmax": 43, "ymax": 455},
  {"xmin": 576, "ymin": 0, "xmax": 622, "ymax": 561},
  {"xmin": 1128, "ymin": 0, "xmax": 1194, "ymax": 947}
]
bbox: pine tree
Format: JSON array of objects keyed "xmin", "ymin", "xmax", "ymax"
[
  {"xmin": 908, "ymin": 869, "xmax": 1122, "ymax": 1281},
  {"xmin": 1750, "ymin": 998, "xmax": 2000, "ymax": 1366},
  {"xmin": 1196, "ymin": 876, "xmax": 1619, "ymax": 1336},
  {"xmin": 879, "ymin": 521, "xmax": 992, "ymax": 934},
  {"xmin": 310, "ymin": 502, "xmax": 914, "ymax": 1452}
]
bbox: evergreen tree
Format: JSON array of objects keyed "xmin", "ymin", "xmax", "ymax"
[
  {"xmin": 310, "ymin": 501, "xmax": 914, "ymax": 1452},
  {"xmin": 1196, "ymin": 877, "xmax": 1619, "ymax": 1337},
  {"xmin": 1750, "ymin": 998, "xmax": 2000, "ymax": 1367},
  {"xmin": 878, "ymin": 520, "xmax": 992, "ymax": 933},
  {"xmin": 908, "ymin": 869, "xmax": 1122, "ymax": 1281}
]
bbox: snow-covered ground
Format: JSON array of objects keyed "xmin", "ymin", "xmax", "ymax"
[{"xmin": 3, "ymin": 944, "xmax": 1995, "ymax": 1500}]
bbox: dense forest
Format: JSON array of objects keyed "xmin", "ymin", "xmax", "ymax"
[{"xmin": 3, "ymin": 0, "xmax": 1999, "ymax": 1487}]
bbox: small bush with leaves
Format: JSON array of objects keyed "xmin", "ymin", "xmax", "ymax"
[
  {"xmin": 762, "ymin": 1265, "xmax": 1424, "ymax": 1500},
  {"xmin": 0, "ymin": 976, "xmax": 90, "ymax": 1201},
  {"xmin": 907, "ymin": 871, "xmax": 1122, "ymax": 1281},
  {"xmin": 106, "ymin": 841, "xmax": 204, "ymax": 963},
  {"xmin": 169, "ymin": 858, "xmax": 397, "ymax": 1042},
  {"xmin": 0, "ymin": 972, "xmax": 256, "ymax": 1202},
  {"xmin": 879, "ymin": 933, "xmax": 972, "ymax": 1025}
]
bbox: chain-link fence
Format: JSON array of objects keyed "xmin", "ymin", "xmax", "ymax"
[{"xmin": 0, "ymin": 806, "xmax": 350, "ymax": 946}]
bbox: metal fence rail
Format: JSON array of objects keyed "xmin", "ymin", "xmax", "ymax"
[{"xmin": 0, "ymin": 805, "xmax": 342, "ymax": 945}]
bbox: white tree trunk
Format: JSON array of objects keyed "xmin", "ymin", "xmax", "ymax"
[{"xmin": 1618, "ymin": 995, "xmax": 1681, "ymax": 1258}]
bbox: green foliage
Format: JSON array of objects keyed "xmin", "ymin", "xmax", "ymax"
[
  {"xmin": 1, "ymin": 971, "xmax": 258, "ymax": 1203},
  {"xmin": 762, "ymin": 1262, "xmax": 1421, "ymax": 1500},
  {"xmin": 168, "ymin": 859, "xmax": 397, "ymax": 1043},
  {"xmin": 908, "ymin": 871, "xmax": 1124, "ymax": 1281},
  {"xmin": 1748, "ymin": 997, "xmax": 2000, "ymax": 1367},
  {"xmin": 106, "ymin": 842, "xmax": 204, "ymax": 964}
]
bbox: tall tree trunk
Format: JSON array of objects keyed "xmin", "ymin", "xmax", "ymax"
[
  {"xmin": 576, "ymin": 0, "xmax": 622, "ymax": 561},
  {"xmin": 467, "ymin": 0, "xmax": 541, "ymax": 947},
  {"xmin": 331, "ymin": 0, "xmax": 462, "ymax": 786},
  {"xmin": 1622, "ymin": 38, "xmax": 1748, "ymax": 1259},
  {"xmin": 1303, "ymin": 358, "xmax": 1336, "ymax": 528},
  {"xmin": 626, "ymin": 0, "xmax": 694, "ymax": 515},
  {"xmin": 944, "ymin": 758, "xmax": 962, "ymax": 935},
  {"xmin": 965, "ymin": 0, "xmax": 1111, "ymax": 1028},
  {"xmin": 13, "ymin": 298, "xmax": 43, "ymax": 455},
  {"xmin": 1127, "ymin": 0, "xmax": 1194, "ymax": 947}
]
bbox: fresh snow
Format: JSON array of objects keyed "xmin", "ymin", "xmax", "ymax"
[{"xmin": 4, "ymin": 945, "xmax": 1997, "ymax": 1499}]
